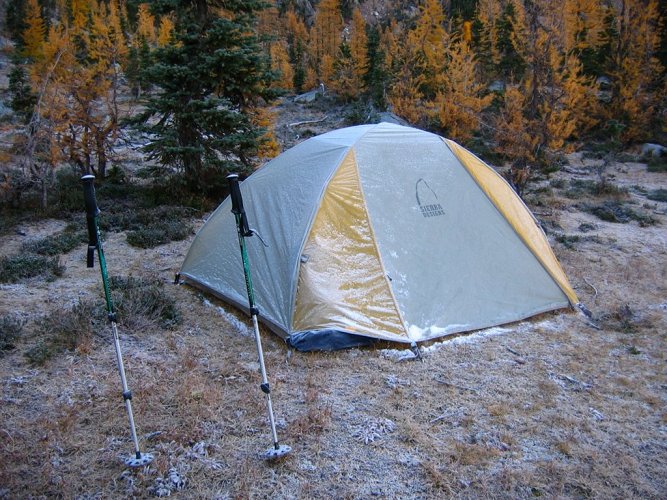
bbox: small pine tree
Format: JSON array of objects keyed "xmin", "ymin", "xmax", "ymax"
[
  {"xmin": 364, "ymin": 24, "xmax": 387, "ymax": 108},
  {"xmin": 135, "ymin": 1, "xmax": 278, "ymax": 195},
  {"xmin": 8, "ymin": 62, "xmax": 37, "ymax": 123}
]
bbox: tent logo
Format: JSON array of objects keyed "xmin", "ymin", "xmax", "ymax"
[{"xmin": 416, "ymin": 178, "xmax": 445, "ymax": 218}]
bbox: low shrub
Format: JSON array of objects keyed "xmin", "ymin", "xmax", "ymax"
[
  {"xmin": 647, "ymin": 157, "xmax": 667, "ymax": 172},
  {"xmin": 646, "ymin": 189, "xmax": 667, "ymax": 202},
  {"xmin": 26, "ymin": 300, "xmax": 96, "ymax": 365},
  {"xmin": 21, "ymin": 228, "xmax": 84, "ymax": 256},
  {"xmin": 578, "ymin": 222, "xmax": 597, "ymax": 232},
  {"xmin": 580, "ymin": 201, "xmax": 658, "ymax": 226},
  {"xmin": 98, "ymin": 205, "xmax": 195, "ymax": 234},
  {"xmin": 565, "ymin": 179, "xmax": 628, "ymax": 199},
  {"xmin": 0, "ymin": 314, "xmax": 25, "ymax": 354},
  {"xmin": 126, "ymin": 220, "xmax": 192, "ymax": 249},
  {"xmin": 0, "ymin": 254, "xmax": 64, "ymax": 283},
  {"xmin": 109, "ymin": 275, "xmax": 181, "ymax": 329},
  {"xmin": 555, "ymin": 234, "xmax": 580, "ymax": 249}
]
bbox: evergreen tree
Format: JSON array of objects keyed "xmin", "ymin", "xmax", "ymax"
[
  {"xmin": 5, "ymin": 0, "xmax": 28, "ymax": 47},
  {"xmin": 134, "ymin": 0, "xmax": 277, "ymax": 195},
  {"xmin": 8, "ymin": 61, "xmax": 36, "ymax": 123},
  {"xmin": 364, "ymin": 25, "xmax": 387, "ymax": 109},
  {"xmin": 496, "ymin": 2, "xmax": 526, "ymax": 81}
]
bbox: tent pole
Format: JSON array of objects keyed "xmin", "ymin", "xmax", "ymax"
[
  {"xmin": 227, "ymin": 174, "xmax": 291, "ymax": 460},
  {"xmin": 82, "ymin": 175, "xmax": 154, "ymax": 468}
]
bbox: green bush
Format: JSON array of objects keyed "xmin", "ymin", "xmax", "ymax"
[
  {"xmin": 21, "ymin": 229, "xmax": 84, "ymax": 256},
  {"xmin": 24, "ymin": 341, "xmax": 53, "ymax": 365},
  {"xmin": 555, "ymin": 234, "xmax": 580, "ymax": 249},
  {"xmin": 109, "ymin": 275, "xmax": 181, "ymax": 329},
  {"xmin": 565, "ymin": 179, "xmax": 628, "ymax": 199},
  {"xmin": 0, "ymin": 254, "xmax": 64, "ymax": 283},
  {"xmin": 26, "ymin": 300, "xmax": 96, "ymax": 365},
  {"xmin": 51, "ymin": 167, "xmax": 85, "ymax": 212},
  {"xmin": 0, "ymin": 314, "xmax": 25, "ymax": 354},
  {"xmin": 98, "ymin": 205, "xmax": 195, "ymax": 233},
  {"xmin": 646, "ymin": 189, "xmax": 667, "ymax": 202},
  {"xmin": 580, "ymin": 201, "xmax": 658, "ymax": 226},
  {"xmin": 647, "ymin": 157, "xmax": 667, "ymax": 173},
  {"xmin": 126, "ymin": 220, "xmax": 192, "ymax": 248}
]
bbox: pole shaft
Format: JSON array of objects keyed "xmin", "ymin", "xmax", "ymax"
[
  {"xmin": 228, "ymin": 174, "xmax": 282, "ymax": 451},
  {"xmin": 82, "ymin": 175, "xmax": 145, "ymax": 461},
  {"xmin": 252, "ymin": 314, "xmax": 279, "ymax": 446}
]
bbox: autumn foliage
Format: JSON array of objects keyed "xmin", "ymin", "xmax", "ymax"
[{"xmin": 6, "ymin": 0, "xmax": 666, "ymax": 206}]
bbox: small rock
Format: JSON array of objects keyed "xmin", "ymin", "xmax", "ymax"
[{"xmin": 641, "ymin": 143, "xmax": 666, "ymax": 158}]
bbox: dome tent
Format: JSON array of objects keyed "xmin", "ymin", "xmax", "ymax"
[{"xmin": 180, "ymin": 123, "xmax": 578, "ymax": 351}]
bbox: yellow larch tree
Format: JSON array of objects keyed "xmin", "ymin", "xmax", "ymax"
[
  {"xmin": 27, "ymin": 0, "xmax": 130, "ymax": 179},
  {"xmin": 475, "ymin": 0, "xmax": 503, "ymax": 67},
  {"xmin": 562, "ymin": 0, "xmax": 607, "ymax": 55},
  {"xmin": 387, "ymin": 0, "xmax": 450, "ymax": 126},
  {"xmin": 70, "ymin": 0, "xmax": 91, "ymax": 33},
  {"xmin": 285, "ymin": 9, "xmax": 310, "ymax": 91},
  {"xmin": 407, "ymin": 0, "xmax": 449, "ymax": 98},
  {"xmin": 606, "ymin": 0, "xmax": 664, "ymax": 142},
  {"xmin": 250, "ymin": 106, "xmax": 281, "ymax": 162},
  {"xmin": 349, "ymin": 9, "xmax": 368, "ymax": 90},
  {"xmin": 433, "ymin": 38, "xmax": 493, "ymax": 141},
  {"xmin": 492, "ymin": 0, "xmax": 601, "ymax": 162},
  {"xmin": 309, "ymin": 0, "xmax": 343, "ymax": 79},
  {"xmin": 136, "ymin": 3, "xmax": 157, "ymax": 46},
  {"xmin": 384, "ymin": 18, "xmax": 425, "ymax": 124},
  {"xmin": 157, "ymin": 15, "xmax": 176, "ymax": 47},
  {"xmin": 22, "ymin": 0, "xmax": 46, "ymax": 61},
  {"xmin": 270, "ymin": 41, "xmax": 294, "ymax": 91},
  {"xmin": 494, "ymin": 82, "xmax": 539, "ymax": 163}
]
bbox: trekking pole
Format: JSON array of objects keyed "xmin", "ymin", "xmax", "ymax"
[
  {"xmin": 82, "ymin": 174, "xmax": 154, "ymax": 467},
  {"xmin": 227, "ymin": 173, "xmax": 291, "ymax": 460}
]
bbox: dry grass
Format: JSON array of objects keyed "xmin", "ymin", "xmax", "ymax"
[{"xmin": 0, "ymin": 154, "xmax": 666, "ymax": 498}]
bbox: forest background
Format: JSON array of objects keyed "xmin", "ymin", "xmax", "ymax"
[{"xmin": 1, "ymin": 0, "xmax": 666, "ymax": 210}]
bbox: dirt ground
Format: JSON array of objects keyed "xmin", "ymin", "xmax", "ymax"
[{"xmin": 0, "ymin": 99, "xmax": 666, "ymax": 498}]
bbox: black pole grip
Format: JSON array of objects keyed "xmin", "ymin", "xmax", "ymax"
[
  {"xmin": 82, "ymin": 175, "xmax": 99, "ymax": 268},
  {"xmin": 227, "ymin": 174, "xmax": 251, "ymax": 236}
]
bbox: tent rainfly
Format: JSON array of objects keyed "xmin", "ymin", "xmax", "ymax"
[{"xmin": 180, "ymin": 123, "xmax": 578, "ymax": 351}]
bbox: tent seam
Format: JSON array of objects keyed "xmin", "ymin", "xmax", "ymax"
[
  {"xmin": 348, "ymin": 148, "xmax": 411, "ymax": 340},
  {"xmin": 287, "ymin": 124, "xmax": 385, "ymax": 334}
]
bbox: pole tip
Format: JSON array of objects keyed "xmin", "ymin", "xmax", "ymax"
[
  {"xmin": 81, "ymin": 174, "xmax": 95, "ymax": 181},
  {"xmin": 262, "ymin": 444, "xmax": 291, "ymax": 460},
  {"xmin": 125, "ymin": 452, "xmax": 154, "ymax": 467}
]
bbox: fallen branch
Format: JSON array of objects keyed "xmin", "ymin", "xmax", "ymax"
[
  {"xmin": 551, "ymin": 372, "xmax": 592, "ymax": 391},
  {"xmin": 435, "ymin": 378, "xmax": 478, "ymax": 393},
  {"xmin": 505, "ymin": 346, "xmax": 527, "ymax": 364},
  {"xmin": 288, "ymin": 116, "xmax": 328, "ymax": 127},
  {"xmin": 430, "ymin": 413, "xmax": 450, "ymax": 424},
  {"xmin": 506, "ymin": 347, "xmax": 522, "ymax": 357},
  {"xmin": 561, "ymin": 166, "xmax": 589, "ymax": 175},
  {"xmin": 583, "ymin": 277, "xmax": 598, "ymax": 298}
]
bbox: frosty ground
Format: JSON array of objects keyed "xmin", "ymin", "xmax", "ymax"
[{"xmin": 0, "ymin": 117, "xmax": 666, "ymax": 497}]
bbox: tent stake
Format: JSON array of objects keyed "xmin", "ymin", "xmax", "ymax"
[
  {"xmin": 227, "ymin": 174, "xmax": 291, "ymax": 460},
  {"xmin": 82, "ymin": 175, "xmax": 154, "ymax": 468}
]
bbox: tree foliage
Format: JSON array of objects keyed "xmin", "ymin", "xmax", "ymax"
[
  {"xmin": 133, "ymin": 0, "xmax": 277, "ymax": 195},
  {"xmin": 4, "ymin": 0, "xmax": 665, "ymax": 208}
]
